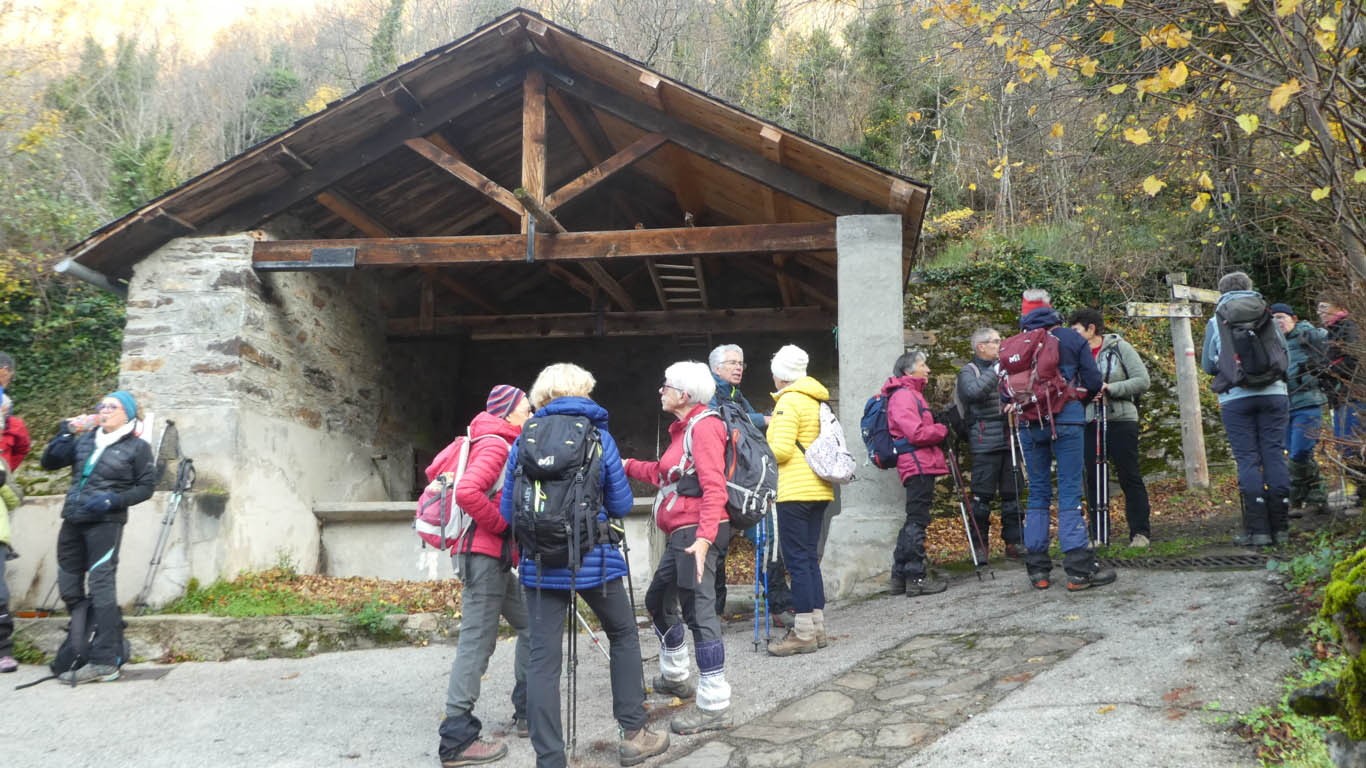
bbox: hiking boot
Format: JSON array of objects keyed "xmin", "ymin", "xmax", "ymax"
[
  {"xmin": 816, "ymin": 626, "xmax": 829, "ymax": 648},
  {"xmin": 886, "ymin": 575, "xmax": 906, "ymax": 595},
  {"xmin": 767, "ymin": 629, "xmax": 818, "ymax": 657},
  {"xmin": 1250, "ymin": 533, "xmax": 1274, "ymax": 547},
  {"xmin": 1273, "ymin": 530, "xmax": 1292, "ymax": 546},
  {"xmin": 512, "ymin": 717, "xmax": 529, "ymax": 738},
  {"xmin": 1029, "ymin": 571, "xmax": 1051, "ymax": 590},
  {"xmin": 1004, "ymin": 543, "xmax": 1025, "ymax": 560},
  {"xmin": 1129, "ymin": 534, "xmax": 1150, "ymax": 549},
  {"xmin": 0, "ymin": 655, "xmax": 16, "ymax": 673},
  {"xmin": 670, "ymin": 704, "xmax": 731, "ymax": 735},
  {"xmin": 441, "ymin": 738, "xmax": 508, "ymax": 767},
  {"xmin": 1067, "ymin": 567, "xmax": 1118, "ymax": 592},
  {"xmin": 652, "ymin": 674, "xmax": 696, "ymax": 699},
  {"xmin": 906, "ymin": 576, "xmax": 948, "ymax": 596},
  {"xmin": 58, "ymin": 663, "xmax": 119, "ymax": 684},
  {"xmin": 619, "ymin": 725, "xmax": 669, "ymax": 766}
]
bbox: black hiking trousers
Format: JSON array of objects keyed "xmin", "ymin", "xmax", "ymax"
[{"xmin": 57, "ymin": 520, "xmax": 125, "ymax": 666}]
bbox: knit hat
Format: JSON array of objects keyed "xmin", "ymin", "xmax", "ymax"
[
  {"xmin": 1020, "ymin": 295, "xmax": 1052, "ymax": 316},
  {"xmin": 108, "ymin": 390, "xmax": 138, "ymax": 420},
  {"xmin": 1269, "ymin": 302, "xmax": 1296, "ymax": 317},
  {"xmin": 485, "ymin": 385, "xmax": 527, "ymax": 419},
  {"xmin": 770, "ymin": 345, "xmax": 809, "ymax": 382}
]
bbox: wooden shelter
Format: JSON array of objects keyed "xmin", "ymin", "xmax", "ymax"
[{"xmin": 64, "ymin": 9, "xmax": 930, "ymax": 341}]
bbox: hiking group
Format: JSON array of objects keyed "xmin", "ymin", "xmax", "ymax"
[{"xmin": 4, "ymin": 268, "xmax": 1359, "ymax": 768}]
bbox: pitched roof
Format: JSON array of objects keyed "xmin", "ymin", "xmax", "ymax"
[{"xmin": 66, "ymin": 8, "xmax": 930, "ymax": 331}]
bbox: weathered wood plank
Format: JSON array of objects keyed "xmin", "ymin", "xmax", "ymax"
[
  {"xmin": 387, "ymin": 307, "xmax": 834, "ymax": 339},
  {"xmin": 1126, "ymin": 302, "xmax": 1203, "ymax": 318},
  {"xmin": 252, "ymin": 222, "xmax": 837, "ymax": 267},
  {"xmin": 404, "ymin": 137, "xmax": 523, "ymax": 218},
  {"xmin": 423, "ymin": 133, "xmax": 521, "ymax": 227},
  {"xmin": 546, "ymin": 132, "xmax": 668, "ymax": 211},
  {"xmin": 513, "ymin": 189, "xmax": 566, "ymax": 233},
  {"xmin": 1170, "ymin": 284, "xmax": 1222, "ymax": 304},
  {"xmin": 579, "ymin": 260, "xmax": 636, "ymax": 311},
  {"xmin": 522, "ymin": 69, "xmax": 547, "ymax": 233},
  {"xmin": 314, "ymin": 191, "xmax": 397, "ymax": 238}
]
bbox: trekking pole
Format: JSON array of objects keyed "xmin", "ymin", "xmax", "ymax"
[
  {"xmin": 565, "ymin": 591, "xmax": 578, "ymax": 758},
  {"xmin": 134, "ymin": 457, "xmax": 195, "ymax": 614},
  {"xmin": 752, "ymin": 514, "xmax": 771, "ymax": 651},
  {"xmin": 1098, "ymin": 401, "xmax": 1110, "ymax": 546},
  {"xmin": 946, "ymin": 443, "xmax": 994, "ymax": 580},
  {"xmin": 574, "ymin": 607, "xmax": 610, "ymax": 661},
  {"xmin": 610, "ymin": 518, "xmax": 646, "ymax": 694}
]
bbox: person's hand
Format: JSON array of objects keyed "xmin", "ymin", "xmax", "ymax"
[
  {"xmin": 684, "ymin": 537, "xmax": 711, "ymax": 585},
  {"xmin": 67, "ymin": 414, "xmax": 97, "ymax": 434},
  {"xmin": 1003, "ymin": 402, "xmax": 1018, "ymax": 415},
  {"xmin": 80, "ymin": 492, "xmax": 120, "ymax": 517}
]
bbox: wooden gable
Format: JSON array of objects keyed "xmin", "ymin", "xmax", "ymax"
[{"xmin": 64, "ymin": 9, "xmax": 930, "ymax": 340}]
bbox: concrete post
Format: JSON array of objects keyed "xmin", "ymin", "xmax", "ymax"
[{"xmin": 827, "ymin": 215, "xmax": 905, "ymax": 597}]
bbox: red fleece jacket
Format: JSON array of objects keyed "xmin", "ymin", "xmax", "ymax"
[
  {"xmin": 624, "ymin": 403, "xmax": 728, "ymax": 543},
  {"xmin": 883, "ymin": 375, "xmax": 949, "ymax": 481},
  {"xmin": 1, "ymin": 415, "xmax": 30, "ymax": 471},
  {"xmin": 428, "ymin": 411, "xmax": 520, "ymax": 561}
]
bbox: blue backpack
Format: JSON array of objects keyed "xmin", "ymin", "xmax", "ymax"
[{"xmin": 860, "ymin": 389, "xmax": 913, "ymax": 470}]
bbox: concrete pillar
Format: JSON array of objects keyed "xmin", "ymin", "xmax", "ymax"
[{"xmin": 826, "ymin": 215, "xmax": 905, "ymax": 597}]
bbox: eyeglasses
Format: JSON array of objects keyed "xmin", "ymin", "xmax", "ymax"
[
  {"xmin": 96, "ymin": 403, "xmax": 120, "ymax": 412},
  {"xmin": 721, "ymin": 360, "xmax": 746, "ymax": 369},
  {"xmin": 659, "ymin": 380, "xmax": 684, "ymax": 394},
  {"xmin": 981, "ymin": 339, "xmax": 1001, "ymax": 345}
]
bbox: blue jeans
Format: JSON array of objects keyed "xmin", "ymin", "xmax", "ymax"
[
  {"xmin": 1286, "ymin": 406, "xmax": 1326, "ymax": 463},
  {"xmin": 1221, "ymin": 395, "xmax": 1290, "ymax": 497},
  {"xmin": 777, "ymin": 500, "xmax": 828, "ymax": 613},
  {"xmin": 1334, "ymin": 402, "xmax": 1363, "ymax": 462},
  {"xmin": 1018, "ymin": 422, "xmax": 1090, "ymax": 575}
]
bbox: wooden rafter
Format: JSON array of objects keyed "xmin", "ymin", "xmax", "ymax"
[
  {"xmin": 772, "ymin": 253, "xmax": 797, "ymax": 308},
  {"xmin": 421, "ymin": 268, "xmax": 501, "ymax": 314},
  {"xmin": 513, "ymin": 189, "xmax": 566, "ymax": 233},
  {"xmin": 545, "ymin": 132, "xmax": 668, "ymax": 211},
  {"xmin": 314, "ymin": 191, "xmax": 397, "ymax": 238},
  {"xmin": 201, "ymin": 66, "xmax": 525, "ymax": 235},
  {"xmin": 521, "ymin": 69, "xmax": 547, "ymax": 234},
  {"xmin": 635, "ymin": 73, "xmax": 705, "ymax": 219},
  {"xmin": 578, "ymin": 260, "xmax": 635, "ymax": 311},
  {"xmin": 423, "ymin": 133, "xmax": 521, "ymax": 227},
  {"xmin": 388, "ymin": 306, "xmax": 833, "ymax": 339},
  {"xmin": 731, "ymin": 256, "xmax": 836, "ymax": 312},
  {"xmin": 540, "ymin": 62, "xmax": 875, "ymax": 217},
  {"xmin": 545, "ymin": 263, "xmax": 598, "ymax": 301},
  {"xmin": 252, "ymin": 222, "xmax": 837, "ymax": 269},
  {"xmin": 270, "ymin": 144, "xmax": 313, "ymax": 176},
  {"xmin": 404, "ymin": 137, "xmax": 522, "ymax": 219}
]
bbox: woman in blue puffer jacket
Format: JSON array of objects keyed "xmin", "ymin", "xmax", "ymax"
[{"xmin": 499, "ymin": 363, "xmax": 669, "ymax": 768}]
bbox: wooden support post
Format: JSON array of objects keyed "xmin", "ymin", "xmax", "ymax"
[
  {"xmin": 522, "ymin": 69, "xmax": 547, "ymax": 234},
  {"xmin": 1167, "ymin": 272, "xmax": 1210, "ymax": 489}
]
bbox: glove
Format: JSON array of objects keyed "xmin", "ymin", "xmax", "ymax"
[{"xmin": 79, "ymin": 491, "xmax": 121, "ymax": 519}]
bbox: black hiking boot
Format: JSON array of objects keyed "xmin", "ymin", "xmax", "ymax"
[{"xmin": 1066, "ymin": 566, "xmax": 1117, "ymax": 592}]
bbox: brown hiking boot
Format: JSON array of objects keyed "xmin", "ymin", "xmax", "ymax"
[
  {"xmin": 670, "ymin": 705, "xmax": 732, "ymax": 734},
  {"xmin": 441, "ymin": 738, "xmax": 508, "ymax": 767},
  {"xmin": 619, "ymin": 725, "xmax": 669, "ymax": 766},
  {"xmin": 652, "ymin": 674, "xmax": 696, "ymax": 699},
  {"xmin": 767, "ymin": 628, "xmax": 818, "ymax": 657}
]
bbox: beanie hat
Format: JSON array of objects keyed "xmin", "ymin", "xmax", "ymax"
[
  {"xmin": 485, "ymin": 385, "xmax": 527, "ymax": 419},
  {"xmin": 1020, "ymin": 295, "xmax": 1052, "ymax": 316},
  {"xmin": 1269, "ymin": 302, "xmax": 1296, "ymax": 317},
  {"xmin": 770, "ymin": 345, "xmax": 809, "ymax": 382},
  {"xmin": 108, "ymin": 390, "xmax": 138, "ymax": 420}
]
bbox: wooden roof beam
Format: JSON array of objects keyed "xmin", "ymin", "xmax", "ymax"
[
  {"xmin": 380, "ymin": 80, "xmax": 423, "ymax": 114},
  {"xmin": 578, "ymin": 260, "xmax": 635, "ymax": 311},
  {"xmin": 421, "ymin": 267, "xmax": 501, "ymax": 314},
  {"xmin": 252, "ymin": 222, "xmax": 836, "ymax": 269},
  {"xmin": 521, "ymin": 69, "xmax": 547, "ymax": 234},
  {"xmin": 731, "ymin": 256, "xmax": 836, "ymax": 311},
  {"xmin": 541, "ymin": 61, "xmax": 876, "ymax": 216},
  {"xmin": 270, "ymin": 145, "xmax": 313, "ymax": 176},
  {"xmin": 201, "ymin": 65, "xmax": 525, "ymax": 235},
  {"xmin": 759, "ymin": 126, "xmax": 790, "ymax": 224},
  {"xmin": 513, "ymin": 189, "xmax": 566, "ymax": 233},
  {"xmin": 314, "ymin": 191, "xmax": 397, "ymax": 238},
  {"xmin": 545, "ymin": 263, "xmax": 598, "ymax": 302},
  {"xmin": 635, "ymin": 73, "xmax": 705, "ymax": 220},
  {"xmin": 423, "ymin": 133, "xmax": 521, "ymax": 228},
  {"xmin": 388, "ymin": 307, "xmax": 834, "ymax": 339},
  {"xmin": 546, "ymin": 132, "xmax": 667, "ymax": 211},
  {"xmin": 404, "ymin": 137, "xmax": 523, "ymax": 220},
  {"xmin": 772, "ymin": 253, "xmax": 796, "ymax": 308}
]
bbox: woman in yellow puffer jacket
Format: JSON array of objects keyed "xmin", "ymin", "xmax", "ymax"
[{"xmin": 764, "ymin": 344, "xmax": 834, "ymax": 657}]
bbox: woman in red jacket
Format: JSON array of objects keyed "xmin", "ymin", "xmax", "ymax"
[
  {"xmin": 436, "ymin": 385, "xmax": 533, "ymax": 767},
  {"xmin": 882, "ymin": 350, "xmax": 951, "ymax": 598},
  {"xmin": 624, "ymin": 361, "xmax": 733, "ymax": 736}
]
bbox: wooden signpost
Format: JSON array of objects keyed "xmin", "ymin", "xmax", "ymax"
[{"xmin": 1125, "ymin": 272, "xmax": 1214, "ymax": 489}]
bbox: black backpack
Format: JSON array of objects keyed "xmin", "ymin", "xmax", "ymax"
[
  {"xmin": 16, "ymin": 599, "xmax": 128, "ymax": 690},
  {"xmin": 678, "ymin": 401, "xmax": 777, "ymax": 529},
  {"xmin": 511, "ymin": 414, "xmax": 605, "ymax": 571},
  {"xmin": 1212, "ymin": 295, "xmax": 1289, "ymax": 393}
]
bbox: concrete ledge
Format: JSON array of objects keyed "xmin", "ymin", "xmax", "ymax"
[
  {"xmin": 16, "ymin": 612, "xmax": 461, "ymax": 663},
  {"xmin": 313, "ymin": 502, "xmax": 413, "ymax": 522}
]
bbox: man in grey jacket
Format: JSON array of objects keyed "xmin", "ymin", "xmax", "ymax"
[{"xmin": 955, "ymin": 327, "xmax": 1023, "ymax": 560}]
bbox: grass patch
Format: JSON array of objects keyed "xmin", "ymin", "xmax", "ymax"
[
  {"xmin": 13, "ymin": 635, "xmax": 47, "ymax": 666},
  {"xmin": 160, "ymin": 568, "xmax": 342, "ymax": 618}
]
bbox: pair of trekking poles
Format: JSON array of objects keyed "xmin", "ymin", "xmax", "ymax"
[
  {"xmin": 998, "ymin": 404, "xmax": 1111, "ymax": 548},
  {"xmin": 942, "ymin": 411, "xmax": 1038, "ymax": 578}
]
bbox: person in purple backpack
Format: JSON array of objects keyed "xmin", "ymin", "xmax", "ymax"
[
  {"xmin": 1008, "ymin": 290, "xmax": 1113, "ymax": 592},
  {"xmin": 882, "ymin": 349, "xmax": 950, "ymax": 597}
]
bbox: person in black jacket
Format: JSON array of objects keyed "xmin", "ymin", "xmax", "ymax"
[
  {"xmin": 41, "ymin": 390, "xmax": 155, "ymax": 683},
  {"xmin": 955, "ymin": 327, "xmax": 1022, "ymax": 562}
]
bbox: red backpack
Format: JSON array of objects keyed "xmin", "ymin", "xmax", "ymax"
[{"xmin": 998, "ymin": 327, "xmax": 1077, "ymax": 426}]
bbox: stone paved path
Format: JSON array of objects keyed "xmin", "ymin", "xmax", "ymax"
[{"xmin": 658, "ymin": 632, "xmax": 1089, "ymax": 768}]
